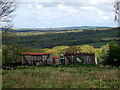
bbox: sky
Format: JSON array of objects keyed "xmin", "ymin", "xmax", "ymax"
[{"xmin": 10, "ymin": 0, "xmax": 118, "ymax": 28}]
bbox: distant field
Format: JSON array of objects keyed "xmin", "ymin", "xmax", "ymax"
[
  {"xmin": 2, "ymin": 65, "xmax": 119, "ymax": 88},
  {"xmin": 8, "ymin": 30, "xmax": 84, "ymax": 36},
  {"xmin": 8, "ymin": 27, "xmax": 115, "ymax": 36},
  {"xmin": 15, "ymin": 32, "xmax": 48, "ymax": 36}
]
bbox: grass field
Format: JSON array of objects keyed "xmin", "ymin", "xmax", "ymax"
[{"xmin": 2, "ymin": 65, "xmax": 119, "ymax": 88}]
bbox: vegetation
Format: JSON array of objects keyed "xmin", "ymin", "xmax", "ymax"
[
  {"xmin": 2, "ymin": 27, "xmax": 119, "ymax": 88},
  {"xmin": 2, "ymin": 65, "xmax": 119, "ymax": 88},
  {"xmin": 1, "ymin": 0, "xmax": 119, "ymax": 88},
  {"xmin": 2, "ymin": 42, "xmax": 120, "ymax": 67},
  {"xmin": 2, "ymin": 44, "xmax": 31, "ymax": 65},
  {"xmin": 3, "ymin": 27, "xmax": 119, "ymax": 48},
  {"xmin": 2, "ymin": 27, "xmax": 120, "ymax": 66},
  {"xmin": 106, "ymin": 42, "xmax": 120, "ymax": 67}
]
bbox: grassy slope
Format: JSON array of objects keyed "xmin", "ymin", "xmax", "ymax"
[{"xmin": 2, "ymin": 65, "xmax": 119, "ymax": 88}]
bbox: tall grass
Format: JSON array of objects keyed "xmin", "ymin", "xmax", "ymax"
[{"xmin": 2, "ymin": 65, "xmax": 119, "ymax": 88}]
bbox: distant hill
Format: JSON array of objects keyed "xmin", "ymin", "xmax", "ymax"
[
  {"xmin": 3, "ymin": 27, "xmax": 119, "ymax": 48},
  {"xmin": 2, "ymin": 26, "xmax": 110, "ymax": 32},
  {"xmin": 62, "ymin": 26, "xmax": 109, "ymax": 29}
]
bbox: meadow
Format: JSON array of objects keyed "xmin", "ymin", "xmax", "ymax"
[{"xmin": 2, "ymin": 64, "xmax": 119, "ymax": 88}]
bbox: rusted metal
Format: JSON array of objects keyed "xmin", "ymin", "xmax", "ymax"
[
  {"xmin": 64, "ymin": 52, "xmax": 95, "ymax": 56},
  {"xmin": 64, "ymin": 52, "xmax": 96, "ymax": 64},
  {"xmin": 21, "ymin": 52, "xmax": 97, "ymax": 66},
  {"xmin": 21, "ymin": 52, "xmax": 52, "ymax": 66}
]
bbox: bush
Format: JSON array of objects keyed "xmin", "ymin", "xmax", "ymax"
[
  {"xmin": 106, "ymin": 43, "xmax": 120, "ymax": 67},
  {"xmin": 96, "ymin": 44, "xmax": 109, "ymax": 64}
]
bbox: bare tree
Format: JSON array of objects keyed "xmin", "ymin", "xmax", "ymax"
[
  {"xmin": 0, "ymin": 0, "xmax": 17, "ymax": 34},
  {"xmin": 114, "ymin": 0, "xmax": 120, "ymax": 22}
]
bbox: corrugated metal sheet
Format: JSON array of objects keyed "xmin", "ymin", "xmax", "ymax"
[
  {"xmin": 64, "ymin": 53, "xmax": 95, "ymax": 56},
  {"xmin": 52, "ymin": 56, "xmax": 60, "ymax": 59}
]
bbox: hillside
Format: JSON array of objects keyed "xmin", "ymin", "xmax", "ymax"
[{"xmin": 2, "ymin": 27, "xmax": 119, "ymax": 48}]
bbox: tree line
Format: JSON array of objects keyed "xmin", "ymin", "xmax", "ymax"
[{"xmin": 2, "ymin": 41, "xmax": 120, "ymax": 67}]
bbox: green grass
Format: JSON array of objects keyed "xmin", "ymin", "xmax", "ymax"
[
  {"xmin": 2, "ymin": 65, "xmax": 119, "ymax": 88},
  {"xmin": 0, "ymin": 70, "xmax": 2, "ymax": 90}
]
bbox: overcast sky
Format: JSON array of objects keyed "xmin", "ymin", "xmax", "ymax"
[{"xmin": 12, "ymin": 0, "xmax": 118, "ymax": 28}]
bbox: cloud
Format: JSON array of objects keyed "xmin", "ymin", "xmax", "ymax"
[
  {"xmin": 81, "ymin": 6, "xmax": 95, "ymax": 10},
  {"xmin": 12, "ymin": 0, "xmax": 117, "ymax": 28},
  {"xmin": 16, "ymin": 0, "xmax": 114, "ymax": 3},
  {"xmin": 100, "ymin": 16, "xmax": 109, "ymax": 20},
  {"xmin": 57, "ymin": 4, "xmax": 80, "ymax": 15}
]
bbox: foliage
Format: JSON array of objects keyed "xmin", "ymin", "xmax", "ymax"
[
  {"xmin": 59, "ymin": 45, "xmax": 95, "ymax": 53},
  {"xmin": 2, "ymin": 44, "xmax": 31, "ymax": 65},
  {"xmin": 96, "ymin": 44, "xmax": 109, "ymax": 64},
  {"xmin": 40, "ymin": 45, "xmax": 96, "ymax": 56},
  {"xmin": 2, "ymin": 42, "xmax": 119, "ymax": 66},
  {"xmin": 3, "ymin": 28, "xmax": 119, "ymax": 48},
  {"xmin": 80, "ymin": 45, "xmax": 95, "ymax": 53},
  {"xmin": 106, "ymin": 42, "xmax": 120, "ymax": 66},
  {"xmin": 61, "ymin": 46, "xmax": 81, "ymax": 53},
  {"xmin": 43, "ymin": 46, "xmax": 69, "ymax": 56}
]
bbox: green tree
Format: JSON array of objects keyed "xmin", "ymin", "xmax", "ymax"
[
  {"xmin": 106, "ymin": 43, "xmax": 120, "ymax": 66},
  {"xmin": 97, "ymin": 44, "xmax": 109, "ymax": 64},
  {"xmin": 2, "ymin": 44, "xmax": 30, "ymax": 65}
]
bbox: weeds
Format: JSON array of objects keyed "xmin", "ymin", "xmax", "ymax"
[{"xmin": 2, "ymin": 65, "xmax": 119, "ymax": 88}]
